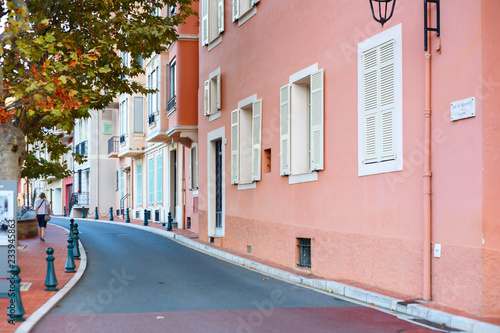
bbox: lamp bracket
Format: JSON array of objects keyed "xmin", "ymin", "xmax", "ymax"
[{"xmin": 424, "ymin": 0, "xmax": 440, "ymax": 51}]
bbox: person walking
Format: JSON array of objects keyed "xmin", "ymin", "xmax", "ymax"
[{"xmin": 35, "ymin": 193, "xmax": 50, "ymax": 241}]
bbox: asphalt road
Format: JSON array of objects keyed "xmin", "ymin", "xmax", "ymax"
[{"xmin": 32, "ymin": 218, "xmax": 438, "ymax": 333}]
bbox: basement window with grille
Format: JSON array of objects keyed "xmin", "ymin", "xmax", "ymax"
[{"xmin": 297, "ymin": 238, "xmax": 311, "ymax": 269}]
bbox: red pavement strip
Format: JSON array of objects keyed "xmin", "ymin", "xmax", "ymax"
[
  {"xmin": 0, "ymin": 223, "xmax": 84, "ymax": 333},
  {"xmin": 3, "ymin": 215, "xmax": 500, "ymax": 332}
]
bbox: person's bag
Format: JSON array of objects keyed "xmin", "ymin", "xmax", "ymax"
[{"xmin": 44, "ymin": 214, "xmax": 51, "ymax": 222}]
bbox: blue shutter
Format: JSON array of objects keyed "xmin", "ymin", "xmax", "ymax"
[
  {"xmin": 156, "ymin": 155, "xmax": 162, "ymax": 203},
  {"xmin": 137, "ymin": 164, "xmax": 142, "ymax": 205},
  {"xmin": 148, "ymin": 159, "xmax": 154, "ymax": 204}
]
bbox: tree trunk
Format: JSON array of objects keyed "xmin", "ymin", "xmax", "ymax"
[{"xmin": 0, "ymin": 123, "xmax": 25, "ymax": 182}]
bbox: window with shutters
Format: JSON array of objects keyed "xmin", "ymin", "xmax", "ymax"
[
  {"xmin": 280, "ymin": 64, "xmax": 324, "ymax": 184},
  {"xmin": 137, "ymin": 162, "xmax": 142, "ymax": 206},
  {"xmin": 358, "ymin": 24, "xmax": 402, "ymax": 176},
  {"xmin": 230, "ymin": 95, "xmax": 262, "ymax": 188},
  {"xmin": 201, "ymin": 0, "xmax": 224, "ymax": 47},
  {"xmin": 190, "ymin": 144, "xmax": 199, "ymax": 190},
  {"xmin": 232, "ymin": 0, "xmax": 260, "ymax": 25},
  {"xmin": 148, "ymin": 157, "xmax": 154, "ymax": 205},
  {"xmin": 204, "ymin": 67, "xmax": 221, "ymax": 120}
]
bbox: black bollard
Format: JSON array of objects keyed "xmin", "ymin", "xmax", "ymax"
[
  {"xmin": 44, "ymin": 248, "xmax": 59, "ymax": 291},
  {"xmin": 72, "ymin": 224, "xmax": 81, "ymax": 260},
  {"xmin": 126, "ymin": 207, "xmax": 130, "ymax": 223},
  {"xmin": 65, "ymin": 237, "xmax": 76, "ymax": 273},
  {"xmin": 63, "ymin": 206, "xmax": 67, "ymax": 217},
  {"xmin": 7, "ymin": 266, "xmax": 25, "ymax": 322},
  {"xmin": 81, "ymin": 207, "xmax": 86, "ymax": 218},
  {"xmin": 143, "ymin": 209, "xmax": 148, "ymax": 226},
  {"xmin": 167, "ymin": 212, "xmax": 173, "ymax": 231},
  {"xmin": 94, "ymin": 206, "xmax": 98, "ymax": 220},
  {"xmin": 109, "ymin": 207, "xmax": 114, "ymax": 221}
]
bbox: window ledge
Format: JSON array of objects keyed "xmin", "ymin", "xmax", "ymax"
[
  {"xmin": 237, "ymin": 182, "xmax": 256, "ymax": 191},
  {"xmin": 288, "ymin": 171, "xmax": 318, "ymax": 185},
  {"xmin": 207, "ymin": 34, "xmax": 222, "ymax": 52},
  {"xmin": 208, "ymin": 111, "xmax": 221, "ymax": 122},
  {"xmin": 167, "ymin": 107, "xmax": 176, "ymax": 116},
  {"xmin": 191, "ymin": 189, "xmax": 199, "ymax": 196},
  {"xmin": 238, "ymin": 6, "xmax": 257, "ymax": 26}
]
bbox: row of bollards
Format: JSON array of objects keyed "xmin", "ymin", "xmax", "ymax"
[{"xmin": 7, "ymin": 220, "xmax": 80, "ymax": 322}]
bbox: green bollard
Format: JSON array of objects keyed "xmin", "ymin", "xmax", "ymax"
[
  {"xmin": 81, "ymin": 207, "xmax": 86, "ymax": 218},
  {"xmin": 44, "ymin": 248, "xmax": 59, "ymax": 291},
  {"xmin": 69, "ymin": 219, "xmax": 74, "ymax": 239},
  {"xmin": 126, "ymin": 208, "xmax": 130, "ymax": 223},
  {"xmin": 167, "ymin": 212, "xmax": 173, "ymax": 231},
  {"xmin": 65, "ymin": 237, "xmax": 76, "ymax": 273},
  {"xmin": 72, "ymin": 224, "xmax": 81, "ymax": 260},
  {"xmin": 143, "ymin": 209, "xmax": 148, "ymax": 226},
  {"xmin": 109, "ymin": 207, "xmax": 114, "ymax": 221},
  {"xmin": 94, "ymin": 207, "xmax": 98, "ymax": 220},
  {"xmin": 63, "ymin": 206, "xmax": 67, "ymax": 217},
  {"xmin": 6, "ymin": 266, "xmax": 25, "ymax": 322}
]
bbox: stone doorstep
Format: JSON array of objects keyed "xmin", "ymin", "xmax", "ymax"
[{"xmin": 77, "ymin": 219, "xmax": 500, "ymax": 333}]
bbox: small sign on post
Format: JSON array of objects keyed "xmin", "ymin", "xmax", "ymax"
[{"xmin": 451, "ymin": 97, "xmax": 475, "ymax": 121}]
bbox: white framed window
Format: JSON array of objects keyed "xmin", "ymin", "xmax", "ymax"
[
  {"xmin": 204, "ymin": 67, "xmax": 221, "ymax": 118},
  {"xmin": 201, "ymin": 0, "xmax": 224, "ymax": 46},
  {"xmin": 147, "ymin": 65, "xmax": 159, "ymax": 124},
  {"xmin": 232, "ymin": 0, "xmax": 259, "ymax": 25},
  {"xmin": 190, "ymin": 144, "xmax": 199, "ymax": 190},
  {"xmin": 168, "ymin": 58, "xmax": 176, "ymax": 114},
  {"xmin": 134, "ymin": 97, "xmax": 144, "ymax": 133},
  {"xmin": 280, "ymin": 64, "xmax": 324, "ymax": 181},
  {"xmin": 231, "ymin": 95, "xmax": 262, "ymax": 186},
  {"xmin": 358, "ymin": 24, "xmax": 402, "ymax": 176}
]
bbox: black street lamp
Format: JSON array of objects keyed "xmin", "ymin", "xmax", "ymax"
[{"xmin": 369, "ymin": 0, "xmax": 396, "ymax": 27}]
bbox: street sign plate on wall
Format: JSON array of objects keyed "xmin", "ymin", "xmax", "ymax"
[{"xmin": 451, "ymin": 97, "xmax": 475, "ymax": 121}]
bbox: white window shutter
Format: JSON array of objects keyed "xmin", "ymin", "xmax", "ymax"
[
  {"xmin": 194, "ymin": 146, "xmax": 198, "ymax": 188},
  {"xmin": 232, "ymin": 0, "xmax": 239, "ymax": 22},
  {"xmin": 379, "ymin": 40, "xmax": 396, "ymax": 161},
  {"xmin": 218, "ymin": 0, "xmax": 224, "ymax": 34},
  {"xmin": 310, "ymin": 69, "xmax": 324, "ymax": 171},
  {"xmin": 280, "ymin": 85, "xmax": 291, "ymax": 176},
  {"xmin": 231, "ymin": 109, "xmax": 239, "ymax": 184},
  {"xmin": 201, "ymin": 0, "xmax": 208, "ymax": 45},
  {"xmin": 216, "ymin": 74, "xmax": 221, "ymax": 111},
  {"xmin": 251, "ymin": 99, "xmax": 262, "ymax": 181},
  {"xmin": 204, "ymin": 80, "xmax": 210, "ymax": 116},
  {"xmin": 362, "ymin": 48, "xmax": 379, "ymax": 164}
]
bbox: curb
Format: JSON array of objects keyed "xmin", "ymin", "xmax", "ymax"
[
  {"xmin": 15, "ymin": 224, "xmax": 87, "ymax": 333},
  {"xmin": 55, "ymin": 218, "xmax": 500, "ymax": 333}
]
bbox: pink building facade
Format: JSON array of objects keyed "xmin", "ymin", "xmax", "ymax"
[{"xmin": 196, "ymin": 0, "xmax": 500, "ymax": 317}]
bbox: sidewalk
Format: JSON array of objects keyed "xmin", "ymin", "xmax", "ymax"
[
  {"xmin": 0, "ymin": 222, "xmax": 82, "ymax": 333},
  {"xmin": 6, "ymin": 215, "xmax": 500, "ymax": 333}
]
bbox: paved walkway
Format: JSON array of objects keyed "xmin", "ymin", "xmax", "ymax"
[
  {"xmin": 3, "ymin": 214, "xmax": 500, "ymax": 333},
  {"xmin": 0, "ymin": 222, "xmax": 81, "ymax": 333}
]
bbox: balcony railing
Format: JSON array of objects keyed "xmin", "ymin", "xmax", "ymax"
[
  {"xmin": 119, "ymin": 134, "xmax": 126, "ymax": 144},
  {"xmin": 75, "ymin": 140, "xmax": 88, "ymax": 156},
  {"xmin": 148, "ymin": 113, "xmax": 156, "ymax": 125},
  {"xmin": 167, "ymin": 96, "xmax": 176, "ymax": 113},
  {"xmin": 108, "ymin": 136, "xmax": 119, "ymax": 155}
]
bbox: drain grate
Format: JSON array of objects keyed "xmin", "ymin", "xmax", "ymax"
[{"xmin": 410, "ymin": 318, "xmax": 463, "ymax": 332}]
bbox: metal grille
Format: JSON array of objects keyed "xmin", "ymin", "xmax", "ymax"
[
  {"xmin": 108, "ymin": 136, "xmax": 119, "ymax": 155},
  {"xmin": 297, "ymin": 238, "xmax": 311, "ymax": 268},
  {"xmin": 215, "ymin": 140, "xmax": 222, "ymax": 229},
  {"xmin": 168, "ymin": 96, "xmax": 176, "ymax": 112}
]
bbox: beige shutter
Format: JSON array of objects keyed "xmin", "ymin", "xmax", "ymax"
[
  {"xmin": 232, "ymin": 0, "xmax": 239, "ymax": 21},
  {"xmin": 204, "ymin": 80, "xmax": 210, "ymax": 116},
  {"xmin": 216, "ymin": 74, "xmax": 221, "ymax": 112},
  {"xmin": 379, "ymin": 40, "xmax": 396, "ymax": 161},
  {"xmin": 280, "ymin": 85, "xmax": 291, "ymax": 175},
  {"xmin": 310, "ymin": 69, "xmax": 324, "ymax": 171},
  {"xmin": 189, "ymin": 146, "xmax": 193, "ymax": 190},
  {"xmin": 202, "ymin": 0, "xmax": 208, "ymax": 45},
  {"xmin": 362, "ymin": 47, "xmax": 379, "ymax": 164},
  {"xmin": 231, "ymin": 109, "xmax": 239, "ymax": 184},
  {"xmin": 251, "ymin": 99, "xmax": 262, "ymax": 181},
  {"xmin": 218, "ymin": 0, "xmax": 224, "ymax": 34},
  {"xmin": 194, "ymin": 146, "xmax": 198, "ymax": 188}
]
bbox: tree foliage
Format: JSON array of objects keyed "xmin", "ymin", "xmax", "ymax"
[{"xmin": 0, "ymin": 0, "xmax": 196, "ymax": 180}]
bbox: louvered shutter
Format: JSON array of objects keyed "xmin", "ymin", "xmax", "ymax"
[
  {"xmin": 379, "ymin": 40, "xmax": 396, "ymax": 161},
  {"xmin": 194, "ymin": 146, "xmax": 198, "ymax": 189},
  {"xmin": 231, "ymin": 109, "xmax": 239, "ymax": 184},
  {"xmin": 280, "ymin": 85, "xmax": 291, "ymax": 176},
  {"xmin": 310, "ymin": 69, "xmax": 324, "ymax": 171},
  {"xmin": 201, "ymin": 0, "xmax": 208, "ymax": 45},
  {"xmin": 232, "ymin": 0, "xmax": 239, "ymax": 21},
  {"xmin": 216, "ymin": 74, "xmax": 221, "ymax": 112},
  {"xmin": 362, "ymin": 47, "xmax": 379, "ymax": 164},
  {"xmin": 204, "ymin": 80, "xmax": 210, "ymax": 116},
  {"xmin": 251, "ymin": 100, "xmax": 262, "ymax": 181},
  {"xmin": 218, "ymin": 0, "xmax": 224, "ymax": 34},
  {"xmin": 362, "ymin": 40, "xmax": 396, "ymax": 164},
  {"xmin": 156, "ymin": 155, "xmax": 162, "ymax": 203},
  {"xmin": 189, "ymin": 147, "xmax": 193, "ymax": 190}
]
